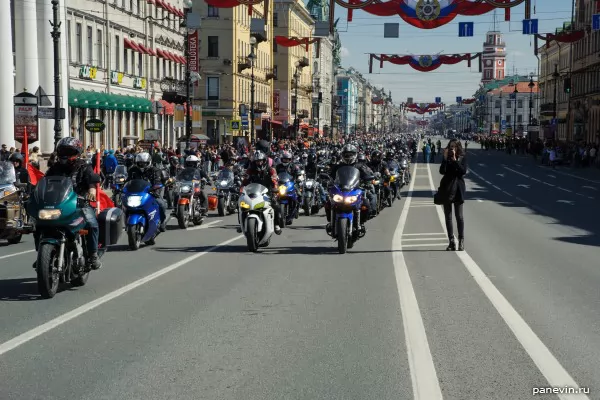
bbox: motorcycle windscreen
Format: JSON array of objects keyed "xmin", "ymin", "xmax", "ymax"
[
  {"xmin": 334, "ymin": 166, "xmax": 360, "ymax": 191},
  {"xmin": 217, "ymin": 170, "xmax": 234, "ymax": 182},
  {"xmin": 0, "ymin": 161, "xmax": 16, "ymax": 185},
  {"xmin": 32, "ymin": 176, "xmax": 74, "ymax": 206},
  {"xmin": 177, "ymin": 168, "xmax": 201, "ymax": 181},
  {"xmin": 124, "ymin": 179, "xmax": 151, "ymax": 193},
  {"xmin": 114, "ymin": 165, "xmax": 128, "ymax": 177},
  {"xmin": 277, "ymin": 172, "xmax": 293, "ymax": 183},
  {"xmin": 245, "ymin": 183, "xmax": 267, "ymax": 196}
]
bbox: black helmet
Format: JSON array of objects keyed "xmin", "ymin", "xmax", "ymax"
[
  {"xmin": 307, "ymin": 153, "xmax": 317, "ymax": 163},
  {"xmin": 341, "ymin": 144, "xmax": 358, "ymax": 165},
  {"xmin": 56, "ymin": 137, "xmax": 83, "ymax": 165},
  {"xmin": 371, "ymin": 150, "xmax": 382, "ymax": 162},
  {"xmin": 9, "ymin": 152, "xmax": 24, "ymax": 164}
]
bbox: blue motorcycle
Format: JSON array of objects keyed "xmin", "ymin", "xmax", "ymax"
[
  {"xmin": 122, "ymin": 179, "xmax": 163, "ymax": 250},
  {"xmin": 277, "ymin": 172, "xmax": 299, "ymax": 225},
  {"xmin": 328, "ymin": 166, "xmax": 368, "ymax": 254}
]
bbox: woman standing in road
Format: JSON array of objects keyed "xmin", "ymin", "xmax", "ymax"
[{"xmin": 438, "ymin": 139, "xmax": 467, "ymax": 251}]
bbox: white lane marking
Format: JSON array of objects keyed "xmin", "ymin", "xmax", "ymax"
[
  {"xmin": 515, "ymin": 164, "xmax": 522, "ymax": 167},
  {"xmin": 402, "ymin": 243, "xmax": 448, "ymax": 248},
  {"xmin": 497, "ymin": 173, "xmax": 505, "ymax": 178},
  {"xmin": 556, "ymin": 200, "xmax": 575, "ymax": 205},
  {"xmin": 0, "ymin": 249, "xmax": 36, "ymax": 260},
  {"xmin": 403, "ymin": 233, "xmax": 447, "ymax": 236},
  {"xmin": 477, "ymin": 163, "xmax": 486, "ymax": 167},
  {"xmin": 410, "ymin": 204, "xmax": 437, "ymax": 208},
  {"xmin": 546, "ymin": 168, "xmax": 600, "ymax": 184},
  {"xmin": 477, "ymin": 199, "xmax": 484, "ymax": 202},
  {"xmin": 548, "ymin": 174, "xmax": 557, "ymax": 179},
  {"xmin": 392, "ymin": 162, "xmax": 443, "ymax": 400},
  {"xmin": 186, "ymin": 219, "xmax": 223, "ymax": 231},
  {"xmin": 426, "ymin": 164, "xmax": 590, "ymax": 400},
  {"xmin": 492, "ymin": 185, "xmax": 502, "ymax": 191},
  {"xmin": 0, "ymin": 234, "xmax": 244, "ymax": 357},
  {"xmin": 403, "ymin": 238, "xmax": 450, "ymax": 242},
  {"xmin": 517, "ymin": 184, "xmax": 530, "ymax": 189},
  {"xmin": 582, "ymin": 186, "xmax": 597, "ymax": 191},
  {"xmin": 557, "ymin": 187, "xmax": 572, "ymax": 193}
]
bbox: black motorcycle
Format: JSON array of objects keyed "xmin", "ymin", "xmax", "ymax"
[{"xmin": 215, "ymin": 169, "xmax": 239, "ymax": 216}]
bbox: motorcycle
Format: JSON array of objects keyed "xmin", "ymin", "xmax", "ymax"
[
  {"xmin": 174, "ymin": 168, "xmax": 206, "ymax": 229},
  {"xmin": 238, "ymin": 183, "xmax": 275, "ymax": 252},
  {"xmin": 399, "ymin": 156, "xmax": 411, "ymax": 186},
  {"xmin": 27, "ymin": 176, "xmax": 123, "ymax": 298},
  {"xmin": 0, "ymin": 162, "xmax": 33, "ymax": 244},
  {"xmin": 110, "ymin": 165, "xmax": 128, "ymax": 207},
  {"xmin": 300, "ymin": 176, "xmax": 323, "ymax": 216},
  {"xmin": 215, "ymin": 169, "xmax": 239, "ymax": 216},
  {"xmin": 383, "ymin": 172, "xmax": 397, "ymax": 206},
  {"xmin": 372, "ymin": 172, "xmax": 384, "ymax": 213},
  {"xmin": 122, "ymin": 179, "xmax": 163, "ymax": 250},
  {"xmin": 277, "ymin": 172, "xmax": 299, "ymax": 225},
  {"xmin": 327, "ymin": 166, "xmax": 368, "ymax": 254}
]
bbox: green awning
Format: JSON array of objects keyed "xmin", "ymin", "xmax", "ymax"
[{"xmin": 69, "ymin": 89, "xmax": 152, "ymax": 113}]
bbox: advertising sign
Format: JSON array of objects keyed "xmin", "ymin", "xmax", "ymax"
[
  {"xmin": 188, "ymin": 31, "xmax": 199, "ymax": 74},
  {"xmin": 174, "ymin": 105, "xmax": 185, "ymax": 128},
  {"xmin": 192, "ymin": 105, "xmax": 202, "ymax": 128},
  {"xmin": 85, "ymin": 118, "xmax": 106, "ymax": 133},
  {"xmin": 14, "ymin": 105, "xmax": 38, "ymax": 141}
]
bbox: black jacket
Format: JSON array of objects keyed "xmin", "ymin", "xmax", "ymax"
[
  {"xmin": 439, "ymin": 156, "xmax": 467, "ymax": 204},
  {"xmin": 330, "ymin": 162, "xmax": 374, "ymax": 182},
  {"xmin": 14, "ymin": 166, "xmax": 30, "ymax": 185},
  {"xmin": 46, "ymin": 160, "xmax": 101, "ymax": 196},
  {"xmin": 127, "ymin": 166, "xmax": 161, "ymax": 184}
]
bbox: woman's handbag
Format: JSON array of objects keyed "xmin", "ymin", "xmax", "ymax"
[{"xmin": 434, "ymin": 176, "xmax": 457, "ymax": 205}]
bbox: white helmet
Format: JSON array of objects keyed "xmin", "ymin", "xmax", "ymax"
[
  {"xmin": 135, "ymin": 152, "xmax": 151, "ymax": 170},
  {"xmin": 184, "ymin": 155, "xmax": 200, "ymax": 168}
]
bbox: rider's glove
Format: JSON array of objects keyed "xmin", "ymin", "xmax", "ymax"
[{"xmin": 86, "ymin": 188, "xmax": 97, "ymax": 201}]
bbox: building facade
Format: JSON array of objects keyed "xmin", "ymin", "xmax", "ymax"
[
  {"xmin": 311, "ymin": 35, "xmax": 334, "ymax": 135},
  {"xmin": 195, "ymin": 1, "xmax": 274, "ymax": 143},
  {"xmin": 336, "ymin": 72, "xmax": 359, "ymax": 135},
  {"xmin": 481, "ymin": 31, "xmax": 506, "ymax": 84},
  {"xmin": 570, "ymin": 0, "xmax": 600, "ymax": 144},
  {"xmin": 539, "ymin": 36, "xmax": 571, "ymax": 140},
  {"xmin": 273, "ymin": 0, "xmax": 314, "ymax": 134}
]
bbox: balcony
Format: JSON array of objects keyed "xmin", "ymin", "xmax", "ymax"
[
  {"xmin": 237, "ymin": 56, "xmax": 251, "ymax": 73},
  {"xmin": 540, "ymin": 102, "xmax": 555, "ymax": 116},
  {"xmin": 301, "ymin": 84, "xmax": 313, "ymax": 93},
  {"xmin": 254, "ymin": 102, "xmax": 268, "ymax": 113},
  {"xmin": 298, "ymin": 109, "xmax": 310, "ymax": 118},
  {"xmin": 297, "ymin": 57, "xmax": 310, "ymax": 68},
  {"xmin": 265, "ymin": 68, "xmax": 276, "ymax": 81}
]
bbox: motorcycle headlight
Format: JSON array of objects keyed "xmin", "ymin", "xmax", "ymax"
[
  {"xmin": 240, "ymin": 201, "xmax": 250, "ymax": 209},
  {"xmin": 117, "ymin": 178, "xmax": 125, "ymax": 183},
  {"xmin": 332, "ymin": 194, "xmax": 344, "ymax": 203},
  {"xmin": 278, "ymin": 185, "xmax": 287, "ymax": 195},
  {"xmin": 126, "ymin": 195, "xmax": 143, "ymax": 207},
  {"xmin": 220, "ymin": 180, "xmax": 228, "ymax": 186},
  {"xmin": 305, "ymin": 181, "xmax": 313, "ymax": 189},
  {"xmin": 38, "ymin": 209, "xmax": 62, "ymax": 220},
  {"xmin": 344, "ymin": 196, "xmax": 358, "ymax": 204},
  {"xmin": 180, "ymin": 185, "xmax": 191, "ymax": 193}
]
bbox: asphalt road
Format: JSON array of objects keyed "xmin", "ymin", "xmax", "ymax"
[{"xmin": 0, "ymin": 144, "xmax": 597, "ymax": 399}]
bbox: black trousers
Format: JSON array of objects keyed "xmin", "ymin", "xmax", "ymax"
[{"xmin": 443, "ymin": 202, "xmax": 464, "ymax": 239}]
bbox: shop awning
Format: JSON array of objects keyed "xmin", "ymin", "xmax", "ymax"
[
  {"xmin": 69, "ymin": 89, "xmax": 152, "ymax": 113},
  {"xmin": 156, "ymin": 48, "xmax": 166, "ymax": 59},
  {"xmin": 137, "ymin": 43, "xmax": 150, "ymax": 55},
  {"xmin": 124, "ymin": 38, "xmax": 141, "ymax": 53},
  {"xmin": 155, "ymin": 0, "xmax": 166, "ymax": 9},
  {"xmin": 270, "ymin": 120, "xmax": 283, "ymax": 126}
]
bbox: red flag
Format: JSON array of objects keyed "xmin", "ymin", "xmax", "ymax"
[
  {"xmin": 94, "ymin": 188, "xmax": 115, "ymax": 211},
  {"xmin": 27, "ymin": 164, "xmax": 45, "ymax": 185}
]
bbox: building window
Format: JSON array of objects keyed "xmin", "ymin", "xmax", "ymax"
[
  {"xmin": 97, "ymin": 29, "xmax": 103, "ymax": 67},
  {"xmin": 115, "ymin": 35, "xmax": 120, "ymax": 70},
  {"xmin": 506, "ymin": 100, "xmax": 511, "ymax": 108},
  {"xmin": 274, "ymin": 12, "xmax": 278, "ymax": 26},
  {"xmin": 517, "ymin": 100, "xmax": 523, "ymax": 108},
  {"xmin": 87, "ymin": 26, "xmax": 93, "ymax": 64},
  {"xmin": 207, "ymin": 77, "xmax": 220, "ymax": 100},
  {"xmin": 273, "ymin": 40, "xmax": 278, "ymax": 52},
  {"xmin": 156, "ymin": 57, "xmax": 160, "ymax": 78},
  {"xmin": 207, "ymin": 36, "xmax": 219, "ymax": 57},
  {"xmin": 207, "ymin": 5, "xmax": 219, "ymax": 17},
  {"xmin": 495, "ymin": 100, "xmax": 500, "ymax": 108},
  {"xmin": 67, "ymin": 20, "xmax": 72, "ymax": 61},
  {"xmin": 76, "ymin": 23, "xmax": 82, "ymax": 63},
  {"xmin": 506, "ymin": 115, "xmax": 511, "ymax": 123},
  {"xmin": 517, "ymin": 114, "xmax": 523, "ymax": 123},
  {"xmin": 124, "ymin": 48, "xmax": 128, "ymax": 73},
  {"xmin": 138, "ymin": 52, "xmax": 143, "ymax": 76}
]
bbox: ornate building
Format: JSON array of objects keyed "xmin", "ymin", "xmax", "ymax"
[{"xmin": 481, "ymin": 31, "xmax": 506, "ymax": 84}]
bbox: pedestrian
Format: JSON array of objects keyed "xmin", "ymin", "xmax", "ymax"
[{"xmin": 436, "ymin": 139, "xmax": 467, "ymax": 251}]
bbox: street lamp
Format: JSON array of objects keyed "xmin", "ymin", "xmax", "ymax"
[
  {"xmin": 528, "ymin": 75, "xmax": 535, "ymax": 126},
  {"xmin": 249, "ymin": 36, "xmax": 257, "ymax": 143},
  {"xmin": 181, "ymin": 0, "xmax": 193, "ymax": 149},
  {"xmin": 552, "ymin": 64, "xmax": 559, "ymax": 135},
  {"xmin": 293, "ymin": 60, "xmax": 300, "ymax": 138},
  {"xmin": 512, "ymin": 85, "xmax": 518, "ymax": 137}
]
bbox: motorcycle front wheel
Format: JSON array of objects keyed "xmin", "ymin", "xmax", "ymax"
[
  {"xmin": 127, "ymin": 224, "xmax": 142, "ymax": 250},
  {"xmin": 37, "ymin": 243, "xmax": 60, "ymax": 298},
  {"xmin": 336, "ymin": 218, "xmax": 349, "ymax": 254},
  {"xmin": 246, "ymin": 218, "xmax": 259, "ymax": 253},
  {"xmin": 177, "ymin": 204, "xmax": 189, "ymax": 229},
  {"xmin": 217, "ymin": 197, "xmax": 226, "ymax": 217}
]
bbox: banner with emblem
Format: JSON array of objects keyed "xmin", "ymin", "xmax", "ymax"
[{"xmin": 369, "ymin": 52, "xmax": 483, "ymax": 73}]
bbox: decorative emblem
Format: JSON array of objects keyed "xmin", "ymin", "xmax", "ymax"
[
  {"xmin": 415, "ymin": 0, "xmax": 441, "ymax": 21},
  {"xmin": 418, "ymin": 55, "xmax": 434, "ymax": 67}
]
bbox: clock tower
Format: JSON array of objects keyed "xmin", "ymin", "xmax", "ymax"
[{"xmin": 481, "ymin": 31, "xmax": 506, "ymax": 84}]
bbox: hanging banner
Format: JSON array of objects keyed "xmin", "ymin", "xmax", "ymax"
[
  {"xmin": 174, "ymin": 105, "xmax": 185, "ymax": 128},
  {"xmin": 273, "ymin": 90, "xmax": 280, "ymax": 116},
  {"xmin": 192, "ymin": 105, "xmax": 202, "ymax": 128},
  {"xmin": 188, "ymin": 30, "xmax": 199, "ymax": 73}
]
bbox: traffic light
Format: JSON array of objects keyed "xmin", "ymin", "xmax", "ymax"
[{"xmin": 564, "ymin": 78, "xmax": 571, "ymax": 94}]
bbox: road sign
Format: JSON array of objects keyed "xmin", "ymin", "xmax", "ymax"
[
  {"xmin": 383, "ymin": 23, "xmax": 399, "ymax": 38},
  {"xmin": 143, "ymin": 129, "xmax": 160, "ymax": 141},
  {"xmin": 551, "ymin": 118, "xmax": 558, "ymax": 126},
  {"xmin": 501, "ymin": 120, "xmax": 507, "ymax": 129},
  {"xmin": 456, "ymin": 96, "xmax": 462, "ymax": 103},
  {"xmin": 593, "ymin": 14, "xmax": 600, "ymax": 31},
  {"xmin": 37, "ymin": 107, "xmax": 65, "ymax": 119},
  {"xmin": 435, "ymin": 97, "xmax": 441, "ymax": 103},
  {"xmin": 230, "ymin": 120, "xmax": 241, "ymax": 130},
  {"xmin": 241, "ymin": 113, "xmax": 249, "ymax": 129},
  {"xmin": 35, "ymin": 86, "xmax": 52, "ymax": 107},
  {"xmin": 458, "ymin": 22, "xmax": 474, "ymax": 37},
  {"xmin": 522, "ymin": 19, "xmax": 538, "ymax": 35}
]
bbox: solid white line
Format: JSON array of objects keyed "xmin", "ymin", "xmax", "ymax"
[
  {"xmin": 186, "ymin": 219, "xmax": 223, "ymax": 231},
  {"xmin": 548, "ymin": 169, "xmax": 600, "ymax": 184},
  {"xmin": 402, "ymin": 243, "xmax": 447, "ymax": 248},
  {"xmin": 425, "ymin": 164, "xmax": 589, "ymax": 400},
  {"xmin": 410, "ymin": 204, "xmax": 437, "ymax": 207},
  {"xmin": 392, "ymin": 161, "xmax": 443, "ymax": 400},
  {"xmin": 0, "ymin": 234, "xmax": 244, "ymax": 357},
  {"xmin": 403, "ymin": 237, "xmax": 449, "ymax": 242},
  {"xmin": 557, "ymin": 187, "xmax": 572, "ymax": 193},
  {"xmin": 402, "ymin": 233, "xmax": 446, "ymax": 236},
  {"xmin": 0, "ymin": 249, "xmax": 36, "ymax": 260}
]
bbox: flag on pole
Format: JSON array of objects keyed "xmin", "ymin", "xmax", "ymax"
[{"xmin": 92, "ymin": 150, "xmax": 114, "ymax": 212}]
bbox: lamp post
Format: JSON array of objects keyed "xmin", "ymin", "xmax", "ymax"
[
  {"xmin": 50, "ymin": 0, "xmax": 61, "ymax": 148},
  {"xmin": 552, "ymin": 64, "xmax": 559, "ymax": 139},
  {"xmin": 249, "ymin": 36, "xmax": 257, "ymax": 143},
  {"xmin": 293, "ymin": 60, "xmax": 300, "ymax": 139},
  {"xmin": 528, "ymin": 75, "xmax": 535, "ymax": 126},
  {"xmin": 181, "ymin": 0, "xmax": 193, "ymax": 149},
  {"xmin": 512, "ymin": 85, "xmax": 518, "ymax": 137}
]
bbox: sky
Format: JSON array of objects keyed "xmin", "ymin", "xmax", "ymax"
[{"xmin": 335, "ymin": 0, "xmax": 573, "ymax": 104}]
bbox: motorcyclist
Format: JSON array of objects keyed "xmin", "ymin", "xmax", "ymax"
[
  {"xmin": 126, "ymin": 152, "xmax": 169, "ymax": 232},
  {"xmin": 325, "ymin": 144, "xmax": 377, "ymax": 234},
  {"xmin": 368, "ymin": 150, "xmax": 390, "ymax": 177},
  {"xmin": 384, "ymin": 150, "xmax": 401, "ymax": 199},
  {"xmin": 304, "ymin": 152, "xmax": 326, "ymax": 202},
  {"xmin": 178, "ymin": 155, "xmax": 212, "ymax": 215},
  {"xmin": 36, "ymin": 137, "xmax": 101, "ymax": 270},
  {"xmin": 241, "ymin": 151, "xmax": 282, "ymax": 235},
  {"xmin": 275, "ymin": 151, "xmax": 301, "ymax": 177},
  {"xmin": 8, "ymin": 152, "xmax": 30, "ymax": 185}
]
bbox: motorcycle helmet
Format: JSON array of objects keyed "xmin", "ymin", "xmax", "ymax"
[
  {"xmin": 184, "ymin": 155, "xmax": 200, "ymax": 168},
  {"xmin": 385, "ymin": 150, "xmax": 395, "ymax": 159},
  {"xmin": 281, "ymin": 151, "xmax": 292, "ymax": 167},
  {"xmin": 357, "ymin": 153, "xmax": 367, "ymax": 163},
  {"xmin": 340, "ymin": 144, "xmax": 358, "ymax": 165},
  {"xmin": 253, "ymin": 151, "xmax": 268, "ymax": 172},
  {"xmin": 9, "ymin": 152, "xmax": 24, "ymax": 166},
  {"xmin": 135, "ymin": 152, "xmax": 152, "ymax": 170},
  {"xmin": 56, "ymin": 137, "xmax": 83, "ymax": 165},
  {"xmin": 371, "ymin": 150, "xmax": 382, "ymax": 162},
  {"xmin": 301, "ymin": 152, "xmax": 308, "ymax": 161},
  {"xmin": 307, "ymin": 153, "xmax": 317, "ymax": 164}
]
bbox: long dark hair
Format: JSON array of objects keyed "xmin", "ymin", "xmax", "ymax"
[{"xmin": 446, "ymin": 139, "xmax": 464, "ymax": 158}]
